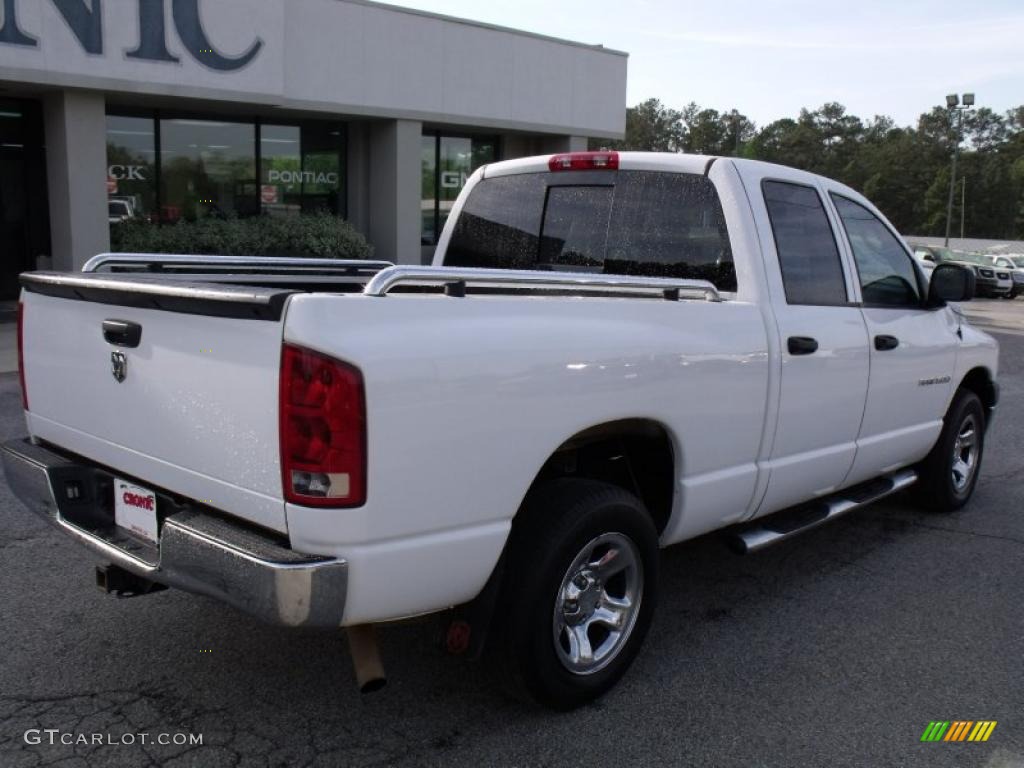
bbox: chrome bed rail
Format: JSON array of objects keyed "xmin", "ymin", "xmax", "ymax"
[
  {"xmin": 83, "ymin": 253, "xmax": 394, "ymax": 276},
  {"xmin": 362, "ymin": 266, "xmax": 722, "ymax": 302}
]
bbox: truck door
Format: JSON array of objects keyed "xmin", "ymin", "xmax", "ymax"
[
  {"xmin": 737, "ymin": 164, "xmax": 870, "ymax": 516},
  {"xmin": 824, "ymin": 188, "xmax": 959, "ymax": 484}
]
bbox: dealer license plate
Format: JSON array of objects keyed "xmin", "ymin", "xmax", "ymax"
[{"xmin": 113, "ymin": 478, "xmax": 158, "ymax": 544}]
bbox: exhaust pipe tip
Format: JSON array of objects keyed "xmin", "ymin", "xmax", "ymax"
[
  {"xmin": 727, "ymin": 536, "xmax": 751, "ymax": 555},
  {"xmin": 347, "ymin": 624, "xmax": 386, "ymax": 694},
  {"xmin": 359, "ymin": 677, "xmax": 387, "ymax": 695}
]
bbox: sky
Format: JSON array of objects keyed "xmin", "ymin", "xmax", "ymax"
[{"xmin": 385, "ymin": 0, "xmax": 1024, "ymax": 129}]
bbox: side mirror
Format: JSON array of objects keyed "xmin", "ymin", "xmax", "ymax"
[
  {"xmin": 923, "ymin": 254, "xmax": 935, "ymax": 262},
  {"xmin": 928, "ymin": 263, "xmax": 975, "ymax": 305}
]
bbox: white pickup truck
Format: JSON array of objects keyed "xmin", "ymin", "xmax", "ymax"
[{"xmin": 5, "ymin": 152, "xmax": 999, "ymax": 709}]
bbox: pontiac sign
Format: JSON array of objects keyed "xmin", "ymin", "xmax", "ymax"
[
  {"xmin": 267, "ymin": 169, "xmax": 340, "ymax": 186},
  {"xmin": 0, "ymin": 0, "xmax": 263, "ymax": 71}
]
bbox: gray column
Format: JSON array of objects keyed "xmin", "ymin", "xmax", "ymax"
[
  {"xmin": 500, "ymin": 133, "xmax": 590, "ymax": 161},
  {"xmin": 565, "ymin": 135, "xmax": 589, "ymax": 152},
  {"xmin": 43, "ymin": 90, "xmax": 109, "ymax": 271},
  {"xmin": 345, "ymin": 122, "xmax": 370, "ymax": 238},
  {"xmin": 366, "ymin": 119, "xmax": 421, "ymax": 265},
  {"xmin": 544, "ymin": 135, "xmax": 589, "ymax": 153},
  {"xmin": 500, "ymin": 133, "xmax": 534, "ymax": 160}
]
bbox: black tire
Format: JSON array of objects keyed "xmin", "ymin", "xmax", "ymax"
[
  {"xmin": 914, "ymin": 389, "xmax": 985, "ymax": 512},
  {"xmin": 492, "ymin": 478, "xmax": 659, "ymax": 710}
]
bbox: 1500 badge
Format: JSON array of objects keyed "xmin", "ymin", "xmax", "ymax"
[{"xmin": 919, "ymin": 375, "xmax": 952, "ymax": 386}]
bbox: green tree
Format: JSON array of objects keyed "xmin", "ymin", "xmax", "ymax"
[
  {"xmin": 595, "ymin": 98, "xmax": 1024, "ymax": 238},
  {"xmin": 596, "ymin": 98, "xmax": 686, "ymax": 152},
  {"xmin": 964, "ymin": 108, "xmax": 1006, "ymax": 151},
  {"xmin": 680, "ymin": 105, "xmax": 755, "ymax": 155}
]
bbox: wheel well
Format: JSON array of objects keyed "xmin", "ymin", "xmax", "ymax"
[
  {"xmin": 959, "ymin": 367, "xmax": 997, "ymax": 413},
  {"xmin": 529, "ymin": 419, "xmax": 675, "ymax": 534}
]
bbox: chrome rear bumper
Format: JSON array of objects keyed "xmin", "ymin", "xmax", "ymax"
[{"xmin": 2, "ymin": 438, "xmax": 347, "ymax": 627}]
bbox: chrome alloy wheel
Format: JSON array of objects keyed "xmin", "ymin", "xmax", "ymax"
[
  {"xmin": 552, "ymin": 532, "xmax": 643, "ymax": 676},
  {"xmin": 951, "ymin": 413, "xmax": 980, "ymax": 493}
]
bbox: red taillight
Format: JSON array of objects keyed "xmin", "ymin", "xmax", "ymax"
[
  {"xmin": 279, "ymin": 344, "xmax": 365, "ymax": 507},
  {"xmin": 17, "ymin": 302, "xmax": 27, "ymax": 410},
  {"xmin": 548, "ymin": 151, "xmax": 619, "ymax": 172}
]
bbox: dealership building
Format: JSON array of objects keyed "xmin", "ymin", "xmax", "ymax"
[{"xmin": 0, "ymin": 0, "xmax": 627, "ymax": 298}]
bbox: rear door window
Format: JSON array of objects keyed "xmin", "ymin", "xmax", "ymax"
[
  {"xmin": 445, "ymin": 170, "xmax": 736, "ymax": 290},
  {"xmin": 762, "ymin": 180, "xmax": 848, "ymax": 306}
]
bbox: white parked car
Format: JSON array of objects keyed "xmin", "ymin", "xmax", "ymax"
[
  {"xmin": 6, "ymin": 153, "xmax": 999, "ymax": 709},
  {"xmin": 107, "ymin": 198, "xmax": 135, "ymax": 224},
  {"xmin": 908, "ymin": 243, "xmax": 938, "ymax": 278}
]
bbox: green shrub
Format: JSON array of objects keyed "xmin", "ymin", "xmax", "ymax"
[{"xmin": 110, "ymin": 213, "xmax": 374, "ymax": 260}]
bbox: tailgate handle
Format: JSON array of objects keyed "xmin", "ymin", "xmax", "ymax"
[{"xmin": 102, "ymin": 319, "xmax": 142, "ymax": 348}]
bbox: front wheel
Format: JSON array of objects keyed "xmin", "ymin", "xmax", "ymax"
[
  {"xmin": 914, "ymin": 389, "xmax": 985, "ymax": 512},
  {"xmin": 493, "ymin": 479, "xmax": 659, "ymax": 709}
]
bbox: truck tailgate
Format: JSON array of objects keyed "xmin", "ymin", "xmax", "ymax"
[{"xmin": 20, "ymin": 275, "xmax": 293, "ymax": 533}]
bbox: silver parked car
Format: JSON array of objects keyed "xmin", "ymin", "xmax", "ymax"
[
  {"xmin": 987, "ymin": 254, "xmax": 1024, "ymax": 299},
  {"xmin": 907, "ymin": 244, "xmax": 1012, "ymax": 298}
]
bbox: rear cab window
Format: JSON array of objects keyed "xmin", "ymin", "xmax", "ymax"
[{"xmin": 445, "ymin": 170, "xmax": 737, "ymax": 292}]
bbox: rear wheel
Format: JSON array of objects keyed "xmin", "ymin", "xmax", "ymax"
[
  {"xmin": 915, "ymin": 389, "xmax": 985, "ymax": 512},
  {"xmin": 493, "ymin": 479, "xmax": 659, "ymax": 709}
]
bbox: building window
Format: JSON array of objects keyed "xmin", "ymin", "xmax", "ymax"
[
  {"xmin": 261, "ymin": 124, "xmax": 302, "ymax": 217},
  {"xmin": 420, "ymin": 135, "xmax": 436, "ymax": 245},
  {"xmin": 260, "ymin": 123, "xmax": 344, "ymax": 217},
  {"xmin": 105, "ymin": 111, "xmax": 346, "ymax": 228},
  {"xmin": 1, "ymin": 99, "xmax": 50, "ymax": 298},
  {"xmin": 160, "ymin": 118, "xmax": 257, "ymax": 223},
  {"xmin": 421, "ymin": 132, "xmax": 497, "ymax": 245},
  {"xmin": 105, "ymin": 115, "xmax": 157, "ymax": 223}
]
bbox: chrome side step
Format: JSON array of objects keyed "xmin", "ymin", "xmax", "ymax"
[{"xmin": 730, "ymin": 469, "xmax": 918, "ymax": 554}]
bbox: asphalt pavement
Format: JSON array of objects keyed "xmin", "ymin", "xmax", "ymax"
[{"xmin": 1, "ymin": 300, "xmax": 1022, "ymax": 767}]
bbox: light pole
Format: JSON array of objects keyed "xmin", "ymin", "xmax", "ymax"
[
  {"xmin": 730, "ymin": 112, "xmax": 742, "ymax": 156},
  {"xmin": 960, "ymin": 177, "xmax": 966, "ymax": 240},
  {"xmin": 944, "ymin": 92, "xmax": 974, "ymax": 247}
]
